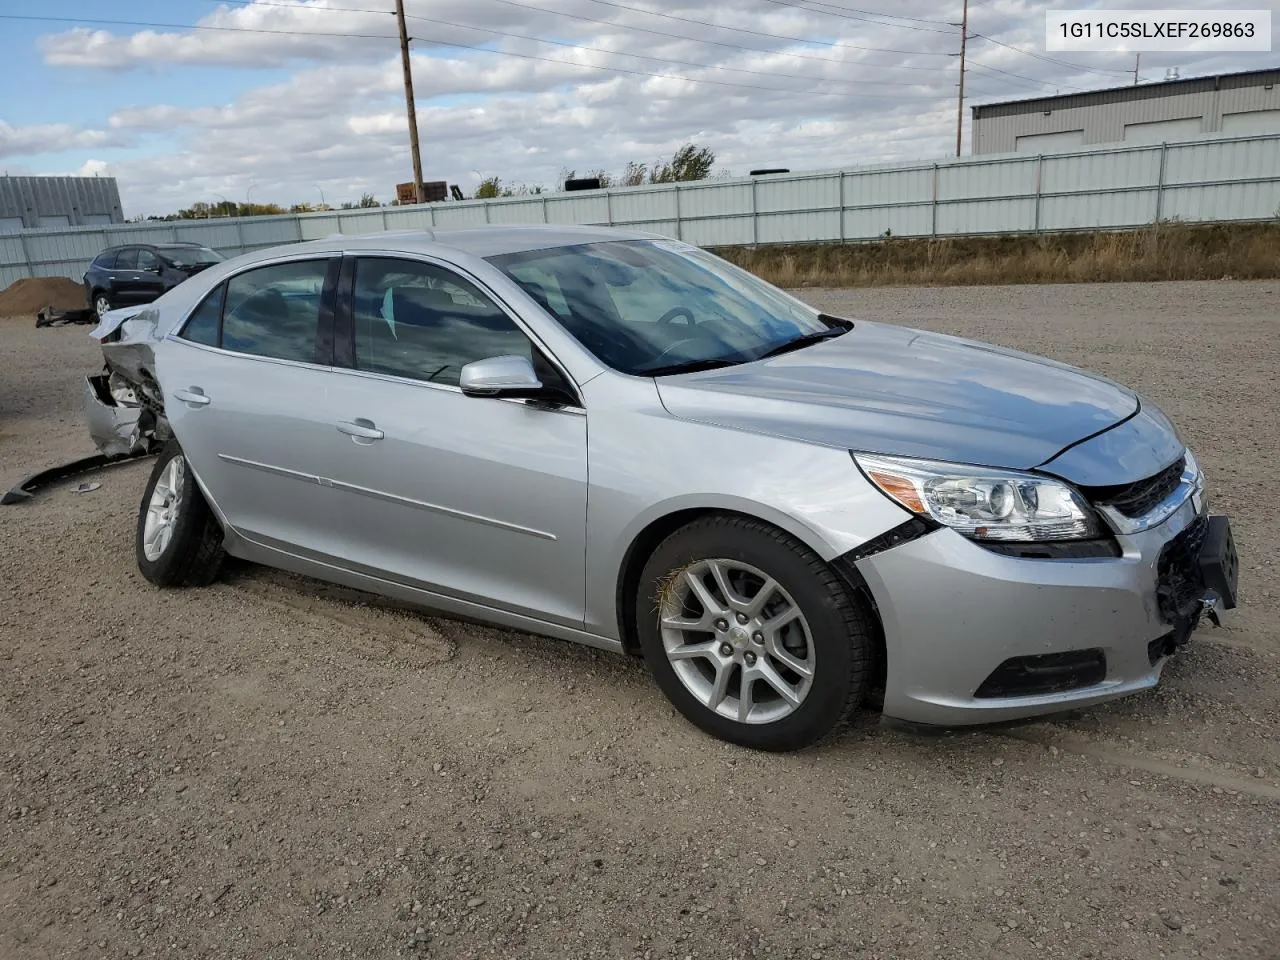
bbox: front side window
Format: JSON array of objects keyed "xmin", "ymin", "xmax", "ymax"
[
  {"xmin": 115, "ymin": 248, "xmax": 139, "ymax": 270},
  {"xmin": 487, "ymin": 240, "xmax": 830, "ymax": 376},
  {"xmin": 137, "ymin": 248, "xmax": 159, "ymax": 271},
  {"xmin": 221, "ymin": 259, "xmax": 330, "ymax": 363},
  {"xmin": 352, "ymin": 257, "xmax": 533, "ymax": 387}
]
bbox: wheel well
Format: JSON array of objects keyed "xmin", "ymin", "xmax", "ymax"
[
  {"xmin": 616, "ymin": 508, "xmax": 713, "ymax": 655},
  {"xmin": 614, "ymin": 508, "xmax": 888, "ymax": 691}
]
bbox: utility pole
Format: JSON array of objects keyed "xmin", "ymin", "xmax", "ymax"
[
  {"xmin": 394, "ymin": 0, "xmax": 426, "ymax": 203},
  {"xmin": 954, "ymin": 0, "xmax": 968, "ymax": 157},
  {"xmin": 1131, "ymin": 53, "xmax": 1141, "ymax": 85}
]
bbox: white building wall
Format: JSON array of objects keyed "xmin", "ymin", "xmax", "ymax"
[{"xmin": 973, "ymin": 74, "xmax": 1280, "ymax": 154}]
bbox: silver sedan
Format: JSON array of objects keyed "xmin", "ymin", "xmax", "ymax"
[{"xmin": 85, "ymin": 225, "xmax": 1238, "ymax": 751}]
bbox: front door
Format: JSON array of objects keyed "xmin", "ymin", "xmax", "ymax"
[
  {"xmin": 134, "ymin": 248, "xmax": 168, "ymax": 302},
  {"xmin": 321, "ymin": 255, "xmax": 589, "ymax": 628}
]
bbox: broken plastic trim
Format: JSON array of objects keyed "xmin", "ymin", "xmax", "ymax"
[{"xmin": 1, "ymin": 450, "xmax": 153, "ymax": 505}]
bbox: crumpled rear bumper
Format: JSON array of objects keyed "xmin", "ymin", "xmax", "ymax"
[{"xmin": 84, "ymin": 374, "xmax": 147, "ymax": 458}]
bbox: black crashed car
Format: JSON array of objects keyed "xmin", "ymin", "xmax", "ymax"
[{"xmin": 84, "ymin": 242, "xmax": 225, "ymax": 321}]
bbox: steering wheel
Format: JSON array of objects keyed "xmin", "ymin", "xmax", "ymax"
[
  {"xmin": 647, "ymin": 336, "xmax": 701, "ymax": 366},
  {"xmin": 657, "ymin": 306, "xmax": 696, "ymax": 326}
]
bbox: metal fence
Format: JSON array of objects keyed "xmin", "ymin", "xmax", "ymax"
[{"xmin": 3, "ymin": 133, "xmax": 1278, "ymax": 287}]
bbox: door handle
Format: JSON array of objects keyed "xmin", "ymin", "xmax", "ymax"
[
  {"xmin": 173, "ymin": 387, "xmax": 211, "ymax": 407},
  {"xmin": 337, "ymin": 419, "xmax": 384, "ymax": 441}
]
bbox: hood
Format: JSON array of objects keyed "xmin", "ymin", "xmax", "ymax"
[{"xmin": 656, "ymin": 321, "xmax": 1145, "ymax": 477}]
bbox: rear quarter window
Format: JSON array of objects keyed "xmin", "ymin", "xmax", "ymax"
[{"xmin": 178, "ymin": 284, "xmax": 225, "ymax": 347}]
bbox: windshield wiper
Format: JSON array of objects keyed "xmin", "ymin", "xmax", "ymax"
[
  {"xmin": 753, "ymin": 325, "xmax": 848, "ymax": 361},
  {"xmin": 636, "ymin": 357, "xmax": 744, "ymax": 377}
]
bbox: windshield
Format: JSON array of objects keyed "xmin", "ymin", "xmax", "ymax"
[
  {"xmin": 160, "ymin": 246, "xmax": 224, "ymax": 267},
  {"xmin": 487, "ymin": 240, "xmax": 833, "ymax": 375}
]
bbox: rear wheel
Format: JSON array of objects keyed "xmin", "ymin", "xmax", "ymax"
[
  {"xmin": 93, "ymin": 291, "xmax": 113, "ymax": 321},
  {"xmin": 636, "ymin": 515, "xmax": 873, "ymax": 751},
  {"xmin": 136, "ymin": 441, "xmax": 225, "ymax": 587}
]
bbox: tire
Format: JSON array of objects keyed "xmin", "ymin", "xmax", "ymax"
[
  {"xmin": 636, "ymin": 515, "xmax": 873, "ymax": 752},
  {"xmin": 93, "ymin": 290, "xmax": 113, "ymax": 322},
  {"xmin": 136, "ymin": 441, "xmax": 225, "ymax": 587}
]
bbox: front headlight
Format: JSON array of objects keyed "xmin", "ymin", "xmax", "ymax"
[{"xmin": 854, "ymin": 453, "xmax": 1101, "ymax": 542}]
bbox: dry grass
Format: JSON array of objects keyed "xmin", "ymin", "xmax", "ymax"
[{"xmin": 714, "ymin": 221, "xmax": 1280, "ymax": 288}]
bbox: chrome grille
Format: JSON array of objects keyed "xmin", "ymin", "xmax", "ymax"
[{"xmin": 1084, "ymin": 456, "xmax": 1185, "ymax": 519}]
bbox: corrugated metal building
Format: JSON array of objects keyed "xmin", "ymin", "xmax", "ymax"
[
  {"xmin": 971, "ymin": 68, "xmax": 1280, "ymax": 154},
  {"xmin": 0, "ymin": 176, "xmax": 125, "ymax": 233}
]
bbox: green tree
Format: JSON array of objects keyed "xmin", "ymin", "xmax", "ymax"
[
  {"xmin": 476, "ymin": 176, "xmax": 512, "ymax": 199},
  {"xmin": 619, "ymin": 160, "xmax": 647, "ymax": 187},
  {"xmin": 650, "ymin": 143, "xmax": 716, "ymax": 183},
  {"xmin": 359, "ymin": 192, "xmax": 379, "ymax": 208}
]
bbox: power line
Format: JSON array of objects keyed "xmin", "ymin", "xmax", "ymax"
[
  {"xmin": 177, "ymin": 0, "xmax": 951, "ymax": 89},
  {"xmin": 7, "ymin": 12, "xmax": 953, "ymax": 98},
  {"xmin": 178, "ymin": 0, "xmax": 950, "ymax": 74},
  {"xmin": 971, "ymin": 33, "xmax": 1134, "ymax": 78},
  {"xmin": 967, "ymin": 59, "xmax": 1088, "ymax": 92},
  {"xmin": 564, "ymin": 0, "xmax": 956, "ymax": 56},
  {"xmin": 0, "ymin": 12, "xmax": 400, "ymax": 40},
  {"xmin": 754, "ymin": 0, "xmax": 955, "ymax": 33}
]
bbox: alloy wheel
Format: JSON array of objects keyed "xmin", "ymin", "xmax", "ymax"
[
  {"xmin": 659, "ymin": 558, "xmax": 816, "ymax": 724},
  {"xmin": 142, "ymin": 455, "xmax": 185, "ymax": 561}
]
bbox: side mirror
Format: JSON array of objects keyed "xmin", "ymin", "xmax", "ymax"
[{"xmin": 459, "ymin": 355, "xmax": 544, "ymax": 399}]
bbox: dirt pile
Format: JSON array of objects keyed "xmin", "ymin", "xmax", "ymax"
[{"xmin": 0, "ymin": 276, "xmax": 88, "ymax": 319}]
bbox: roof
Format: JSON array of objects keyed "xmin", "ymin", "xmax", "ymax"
[
  {"xmin": 247, "ymin": 224, "xmax": 665, "ymax": 263},
  {"xmin": 103, "ymin": 240, "xmax": 211, "ymax": 250},
  {"xmin": 971, "ymin": 67, "xmax": 1280, "ymax": 119}
]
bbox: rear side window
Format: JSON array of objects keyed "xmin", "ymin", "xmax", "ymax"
[
  {"xmin": 179, "ymin": 284, "xmax": 224, "ymax": 347},
  {"xmin": 221, "ymin": 260, "xmax": 331, "ymax": 363},
  {"xmin": 115, "ymin": 248, "xmax": 139, "ymax": 269},
  {"xmin": 92, "ymin": 251, "xmax": 117, "ymax": 269}
]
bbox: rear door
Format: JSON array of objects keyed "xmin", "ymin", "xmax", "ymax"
[
  {"xmin": 110, "ymin": 247, "xmax": 146, "ymax": 304},
  {"xmin": 156, "ymin": 255, "xmax": 351, "ymax": 561},
  {"xmin": 85, "ymin": 250, "xmax": 116, "ymax": 295}
]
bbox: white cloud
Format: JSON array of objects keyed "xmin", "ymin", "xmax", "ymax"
[
  {"xmin": 0, "ymin": 122, "xmax": 124, "ymax": 159},
  {"xmin": 16, "ymin": 0, "xmax": 1272, "ymax": 214},
  {"xmin": 78, "ymin": 159, "xmax": 111, "ymax": 177}
]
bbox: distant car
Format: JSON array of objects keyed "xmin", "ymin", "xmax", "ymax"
[
  {"xmin": 82, "ymin": 226, "xmax": 1236, "ymax": 751},
  {"xmin": 83, "ymin": 242, "xmax": 225, "ymax": 321}
]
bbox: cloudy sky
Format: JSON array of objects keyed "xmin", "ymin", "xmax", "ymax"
[{"xmin": 0, "ymin": 0, "xmax": 1273, "ymax": 216}]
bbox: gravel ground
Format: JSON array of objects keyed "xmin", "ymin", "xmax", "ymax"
[{"xmin": 1, "ymin": 280, "xmax": 1278, "ymax": 960}]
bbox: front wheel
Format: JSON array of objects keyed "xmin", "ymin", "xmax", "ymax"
[
  {"xmin": 136, "ymin": 441, "xmax": 225, "ymax": 587},
  {"xmin": 636, "ymin": 516, "xmax": 873, "ymax": 751}
]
